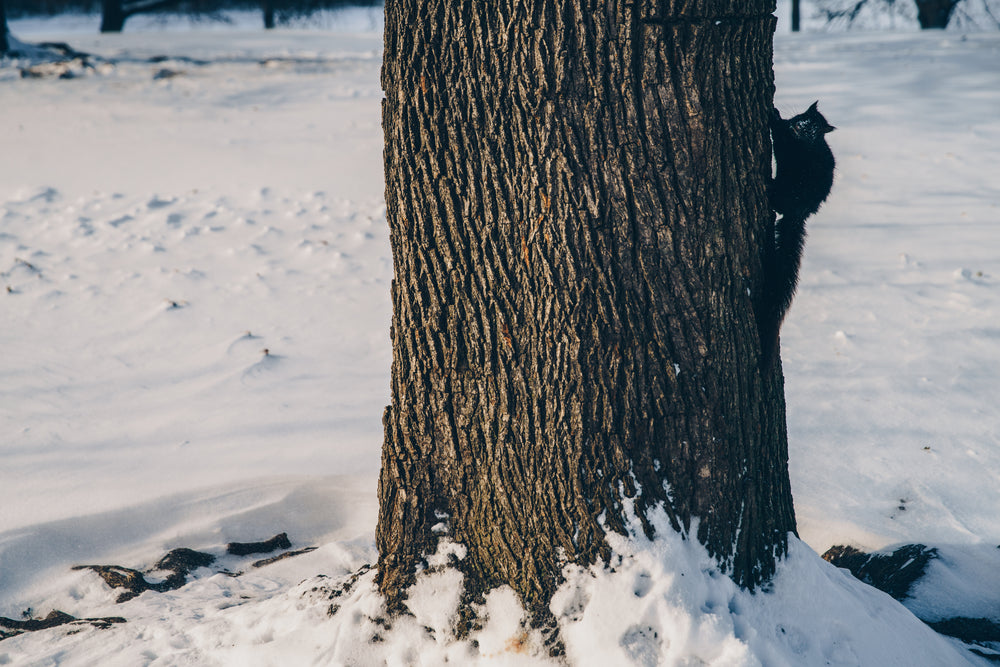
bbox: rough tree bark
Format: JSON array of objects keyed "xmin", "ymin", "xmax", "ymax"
[{"xmin": 378, "ymin": 0, "xmax": 796, "ymax": 622}]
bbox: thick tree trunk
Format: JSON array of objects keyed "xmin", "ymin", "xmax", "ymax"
[
  {"xmin": 914, "ymin": 0, "xmax": 960, "ymax": 28},
  {"xmin": 101, "ymin": 0, "xmax": 127, "ymax": 33},
  {"xmin": 378, "ymin": 0, "xmax": 796, "ymax": 620}
]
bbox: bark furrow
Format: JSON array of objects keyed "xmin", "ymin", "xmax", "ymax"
[{"xmin": 378, "ymin": 0, "xmax": 795, "ymax": 616}]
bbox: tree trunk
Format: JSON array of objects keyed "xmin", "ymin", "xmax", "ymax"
[
  {"xmin": 1, "ymin": 0, "xmax": 9, "ymax": 54},
  {"xmin": 792, "ymin": 0, "xmax": 802, "ymax": 31},
  {"xmin": 914, "ymin": 0, "xmax": 960, "ymax": 28},
  {"xmin": 262, "ymin": 0, "xmax": 275, "ymax": 30},
  {"xmin": 378, "ymin": 0, "xmax": 796, "ymax": 622},
  {"xmin": 101, "ymin": 0, "xmax": 180, "ymax": 34},
  {"xmin": 101, "ymin": 0, "xmax": 127, "ymax": 33}
]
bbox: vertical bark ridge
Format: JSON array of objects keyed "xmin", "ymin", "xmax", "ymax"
[{"xmin": 378, "ymin": 0, "xmax": 795, "ymax": 616}]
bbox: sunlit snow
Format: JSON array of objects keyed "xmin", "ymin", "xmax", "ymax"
[{"xmin": 2, "ymin": 7, "xmax": 999, "ymax": 666}]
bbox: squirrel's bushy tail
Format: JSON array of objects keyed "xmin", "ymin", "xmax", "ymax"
[{"xmin": 759, "ymin": 213, "xmax": 808, "ymax": 367}]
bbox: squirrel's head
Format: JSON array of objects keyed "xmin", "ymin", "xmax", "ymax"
[{"xmin": 791, "ymin": 101, "xmax": 836, "ymax": 143}]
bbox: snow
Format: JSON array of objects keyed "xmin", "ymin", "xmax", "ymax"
[
  {"xmin": 2, "ymin": 10, "xmax": 1000, "ymax": 666},
  {"xmin": 6, "ymin": 7, "xmax": 385, "ymax": 36},
  {"xmin": 773, "ymin": 0, "xmax": 1000, "ymax": 32},
  {"xmin": 774, "ymin": 31, "xmax": 1000, "ymax": 557}
]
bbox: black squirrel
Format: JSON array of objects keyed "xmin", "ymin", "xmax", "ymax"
[{"xmin": 758, "ymin": 101, "xmax": 836, "ymax": 366}]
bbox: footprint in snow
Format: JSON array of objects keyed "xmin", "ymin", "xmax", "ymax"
[
  {"xmin": 30, "ymin": 187, "xmax": 60, "ymax": 204},
  {"xmin": 633, "ymin": 570, "xmax": 653, "ymax": 598},
  {"xmin": 147, "ymin": 196, "xmax": 176, "ymax": 210},
  {"xmin": 619, "ymin": 624, "xmax": 662, "ymax": 667}
]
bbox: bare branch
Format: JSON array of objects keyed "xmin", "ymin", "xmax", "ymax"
[
  {"xmin": 821, "ymin": 0, "xmax": 872, "ymax": 26},
  {"xmin": 122, "ymin": 0, "xmax": 180, "ymax": 17}
]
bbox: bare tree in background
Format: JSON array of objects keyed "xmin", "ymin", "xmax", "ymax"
[
  {"xmin": 377, "ymin": 0, "xmax": 796, "ymax": 630},
  {"xmin": 260, "ymin": 0, "xmax": 379, "ymax": 29},
  {"xmin": 261, "ymin": 0, "xmax": 274, "ymax": 29},
  {"xmin": 1, "ymin": 0, "xmax": 9, "ymax": 54},
  {"xmin": 818, "ymin": 0, "xmax": 999, "ymax": 29},
  {"xmin": 9, "ymin": 1, "xmax": 381, "ymax": 34},
  {"xmin": 100, "ymin": 0, "xmax": 180, "ymax": 32},
  {"xmin": 914, "ymin": 0, "xmax": 961, "ymax": 25}
]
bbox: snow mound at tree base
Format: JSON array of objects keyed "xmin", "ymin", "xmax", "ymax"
[
  {"xmin": 0, "ymin": 503, "xmax": 979, "ymax": 666},
  {"xmin": 311, "ymin": 508, "xmax": 975, "ymax": 666}
]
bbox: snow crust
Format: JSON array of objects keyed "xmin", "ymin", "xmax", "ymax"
[{"xmin": 2, "ymin": 12, "xmax": 999, "ymax": 667}]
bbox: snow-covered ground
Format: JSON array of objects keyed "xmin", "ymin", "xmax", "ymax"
[{"xmin": 2, "ymin": 11, "xmax": 1000, "ymax": 666}]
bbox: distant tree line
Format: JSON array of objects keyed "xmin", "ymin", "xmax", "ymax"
[
  {"xmin": 4, "ymin": 0, "xmax": 380, "ymax": 32},
  {"xmin": 814, "ymin": 0, "xmax": 999, "ymax": 29}
]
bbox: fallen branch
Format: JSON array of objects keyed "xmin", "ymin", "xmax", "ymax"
[
  {"xmin": 74, "ymin": 547, "xmax": 215, "ymax": 603},
  {"xmin": 822, "ymin": 543, "xmax": 937, "ymax": 600},
  {"xmin": 0, "ymin": 610, "xmax": 125, "ymax": 641},
  {"xmin": 227, "ymin": 532, "xmax": 292, "ymax": 556},
  {"xmin": 252, "ymin": 547, "xmax": 317, "ymax": 568}
]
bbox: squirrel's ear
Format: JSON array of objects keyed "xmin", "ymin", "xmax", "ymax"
[{"xmin": 808, "ymin": 101, "xmax": 819, "ymax": 112}]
